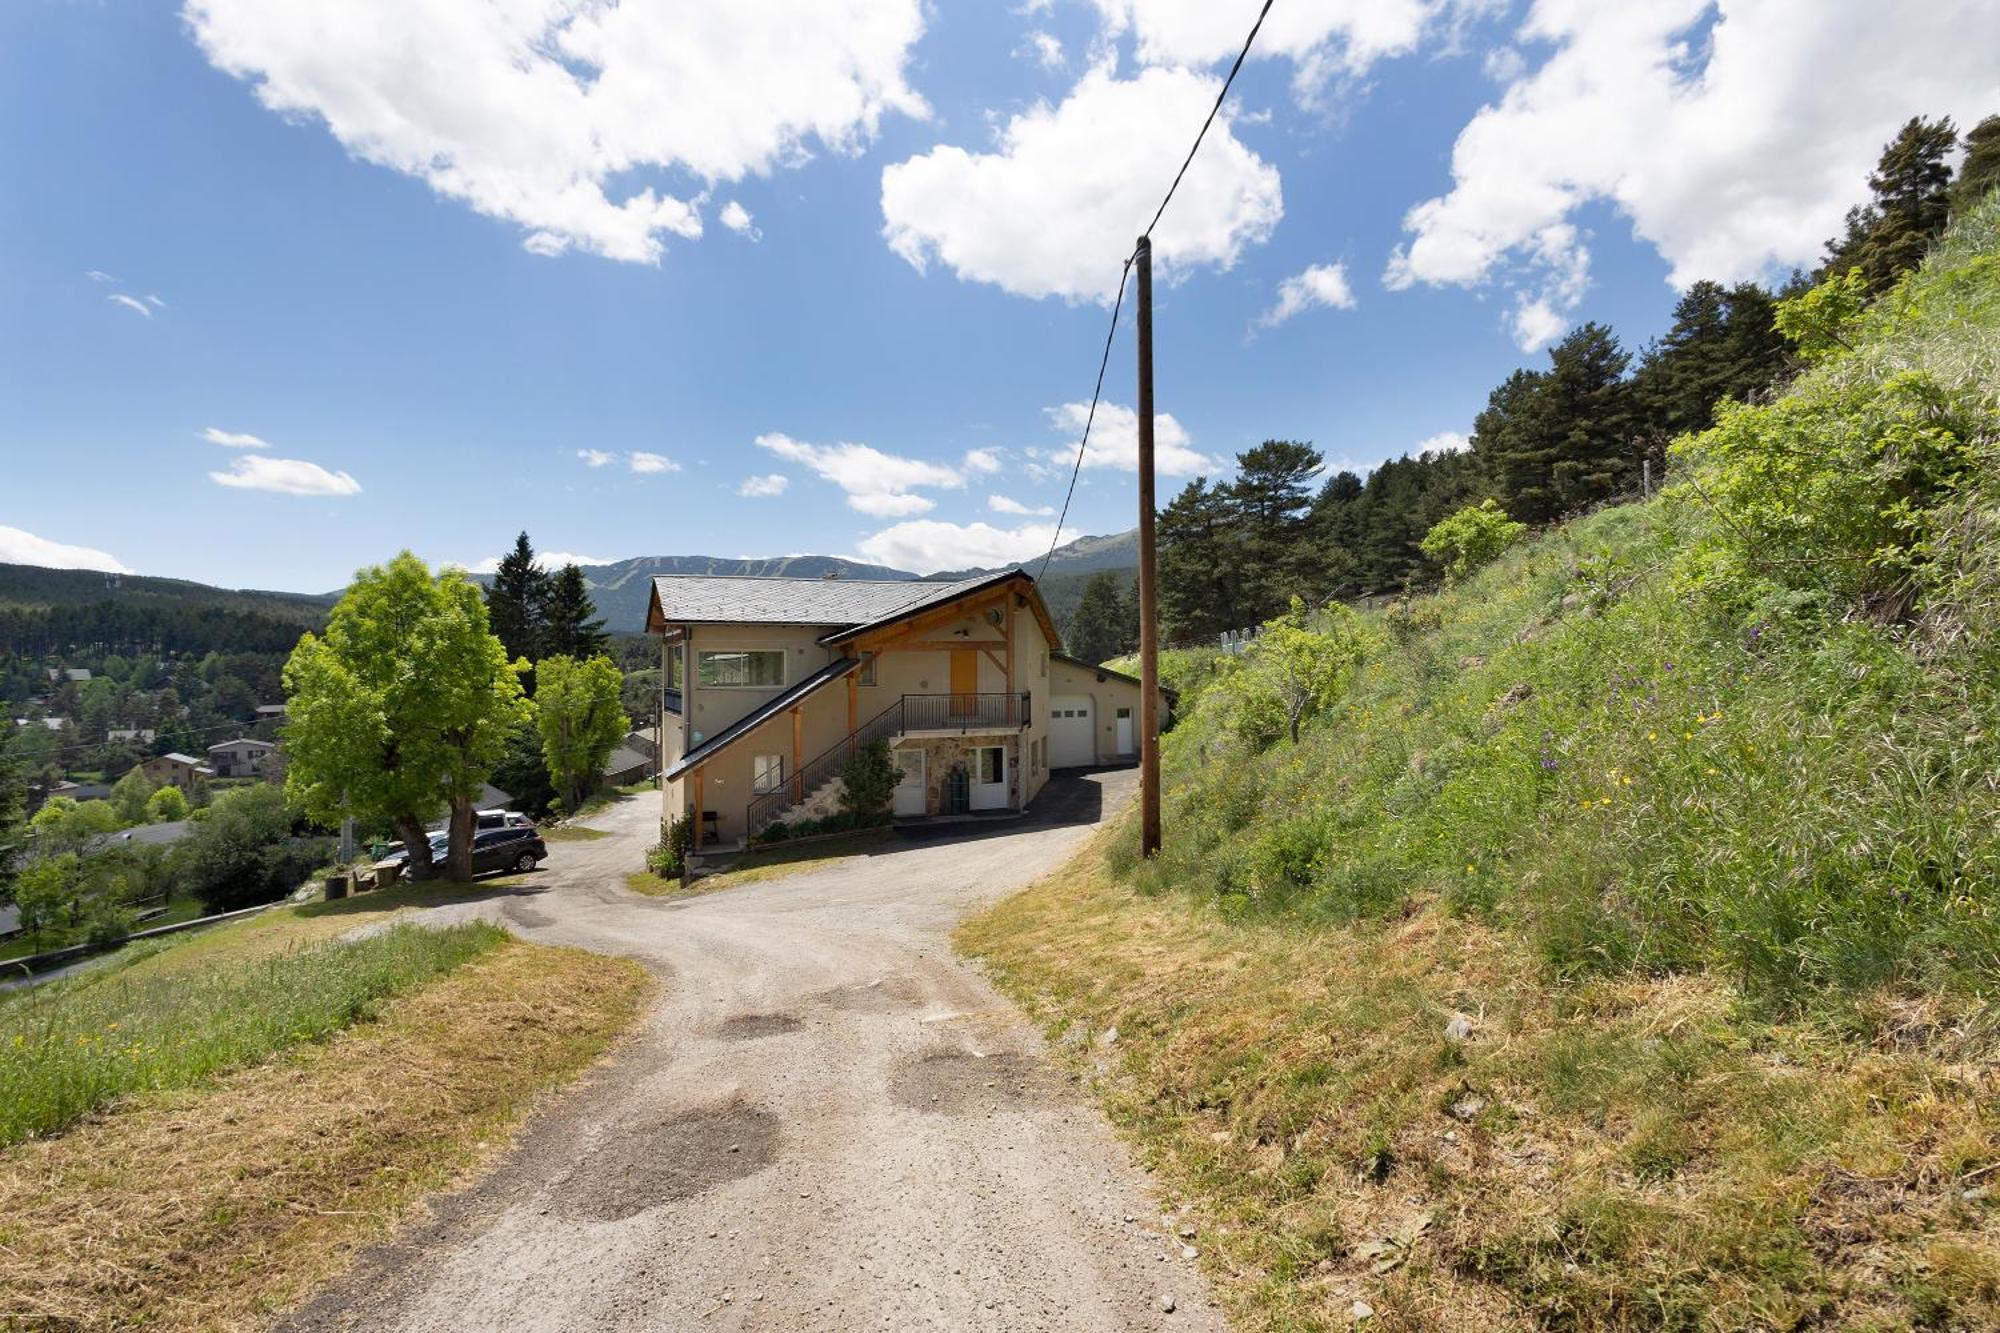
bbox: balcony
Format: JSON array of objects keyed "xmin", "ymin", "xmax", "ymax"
[
  {"xmin": 663, "ymin": 686, "xmax": 683, "ymax": 716},
  {"xmin": 899, "ymin": 692, "xmax": 1031, "ymax": 734}
]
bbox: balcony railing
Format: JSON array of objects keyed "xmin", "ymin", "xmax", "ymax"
[
  {"xmin": 742, "ymin": 691, "xmax": 1032, "ymax": 836},
  {"xmin": 900, "ymin": 692, "xmax": 1030, "ymax": 733},
  {"xmin": 663, "ymin": 686, "xmax": 683, "ymax": 716}
]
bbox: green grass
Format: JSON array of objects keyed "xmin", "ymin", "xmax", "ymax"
[
  {"xmin": 541, "ymin": 824, "xmax": 612, "ymax": 842},
  {"xmin": 0, "ymin": 921, "xmax": 505, "ymax": 1145}
]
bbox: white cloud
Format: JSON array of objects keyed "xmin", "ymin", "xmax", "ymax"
[
  {"xmin": 465, "ymin": 549, "xmax": 612, "ymax": 573},
  {"xmin": 718, "ymin": 199, "xmax": 760, "ymax": 240},
  {"xmin": 210, "ymin": 456, "xmax": 362, "ymax": 497},
  {"xmin": 738, "ymin": 473, "xmax": 789, "ymax": 497},
  {"xmin": 755, "ymin": 431, "xmax": 963, "ymax": 515},
  {"xmin": 577, "ymin": 449, "xmax": 617, "ymax": 468},
  {"xmin": 1482, "ymin": 44, "xmax": 1524, "ymax": 82},
  {"xmin": 856, "ymin": 519, "xmax": 1078, "ymax": 574},
  {"xmin": 145, "ymin": 295, "xmax": 167, "ymax": 309},
  {"xmin": 989, "ymin": 494, "xmax": 1056, "ymax": 516},
  {"xmin": 1019, "ymin": 30, "xmax": 1064, "ymax": 71},
  {"xmin": 961, "ymin": 447, "xmax": 1003, "ymax": 475},
  {"xmin": 85, "ymin": 270, "xmax": 115, "ymax": 283},
  {"xmin": 1090, "ymin": 0, "xmax": 1470, "ymax": 103},
  {"xmin": 107, "ymin": 294, "xmax": 152, "ymax": 318},
  {"xmin": 881, "ymin": 64, "xmax": 1282, "ymax": 303},
  {"xmin": 0, "ymin": 524, "xmax": 132, "ymax": 574},
  {"xmin": 1043, "ymin": 400, "xmax": 1213, "ymax": 475},
  {"xmin": 202, "ymin": 427, "xmax": 270, "ymax": 449},
  {"xmin": 1414, "ymin": 430, "xmax": 1471, "ymax": 455},
  {"xmin": 1385, "ymin": 1, "xmax": 2000, "ymax": 338},
  {"xmin": 1257, "ymin": 261, "xmax": 1355, "ymax": 328},
  {"xmin": 184, "ymin": 0, "xmax": 930, "ymax": 264},
  {"xmin": 628, "ymin": 451, "xmax": 680, "ymax": 474}
]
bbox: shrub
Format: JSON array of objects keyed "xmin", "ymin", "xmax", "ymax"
[
  {"xmin": 1421, "ymin": 500, "xmax": 1529, "ymax": 582},
  {"xmin": 647, "ymin": 815, "xmax": 690, "ymax": 877},
  {"xmin": 173, "ymin": 785, "xmax": 304, "ymax": 913},
  {"xmin": 144, "ymin": 784, "xmax": 188, "ymax": 823},
  {"xmin": 838, "ymin": 739, "xmax": 899, "ymax": 818}
]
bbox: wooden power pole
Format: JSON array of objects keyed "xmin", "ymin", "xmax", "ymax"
[{"xmin": 1134, "ymin": 235, "xmax": 1161, "ymax": 858}]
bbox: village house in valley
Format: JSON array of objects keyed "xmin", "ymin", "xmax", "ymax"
[
  {"xmin": 206, "ymin": 736, "xmax": 277, "ymax": 779},
  {"xmin": 138, "ymin": 751, "xmax": 212, "ymax": 794},
  {"xmin": 648, "ymin": 571, "xmax": 1162, "ymax": 850}
]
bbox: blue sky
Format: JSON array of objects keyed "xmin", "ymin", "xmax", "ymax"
[{"xmin": 3, "ymin": 1, "xmax": 1994, "ymax": 593}]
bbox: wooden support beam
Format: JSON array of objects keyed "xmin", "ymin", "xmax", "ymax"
[
  {"xmin": 691, "ymin": 769, "xmax": 704, "ymax": 851},
  {"xmin": 847, "ymin": 672, "xmax": 858, "ymax": 733},
  {"xmin": 790, "ymin": 706, "xmax": 804, "ymax": 801}
]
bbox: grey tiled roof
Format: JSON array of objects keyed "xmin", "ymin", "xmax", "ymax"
[{"xmin": 650, "ymin": 573, "xmax": 999, "ymax": 629}]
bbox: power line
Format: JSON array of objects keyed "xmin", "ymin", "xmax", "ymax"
[{"xmin": 1032, "ymin": 0, "xmax": 1276, "ymax": 586}]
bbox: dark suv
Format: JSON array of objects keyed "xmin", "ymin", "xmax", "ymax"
[{"xmin": 471, "ymin": 825, "xmax": 548, "ymax": 875}]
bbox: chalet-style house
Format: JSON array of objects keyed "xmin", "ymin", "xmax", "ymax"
[
  {"xmin": 648, "ymin": 570, "xmax": 1162, "ymax": 850},
  {"xmin": 139, "ymin": 752, "xmax": 212, "ymax": 794},
  {"xmin": 207, "ymin": 737, "xmax": 277, "ymax": 779}
]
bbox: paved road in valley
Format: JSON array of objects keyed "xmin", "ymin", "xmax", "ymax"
[{"xmin": 281, "ymin": 770, "xmax": 1227, "ymax": 1333}]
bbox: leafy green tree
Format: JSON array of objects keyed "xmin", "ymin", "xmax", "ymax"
[
  {"xmin": 490, "ymin": 718, "xmax": 558, "ymax": 818},
  {"xmin": 1242, "ymin": 599, "xmax": 1372, "ymax": 745},
  {"xmin": 145, "ymin": 784, "xmax": 189, "ymax": 823},
  {"xmin": 284, "ymin": 552, "xmax": 528, "ymax": 882},
  {"xmin": 173, "ymin": 784, "xmax": 317, "ymax": 912},
  {"xmin": 1824, "ymin": 116, "xmax": 1959, "ymax": 293},
  {"xmin": 1775, "ymin": 269, "xmax": 1869, "ymax": 361},
  {"xmin": 485, "ymin": 531, "xmax": 550, "ymax": 667},
  {"xmin": 10, "ymin": 854, "xmax": 80, "ymax": 940},
  {"xmin": 540, "ymin": 564, "xmax": 608, "ymax": 660},
  {"xmin": 109, "ymin": 766, "xmax": 155, "ymax": 825},
  {"xmin": 1066, "ymin": 571, "xmax": 1130, "ymax": 665},
  {"xmin": 534, "ymin": 654, "xmax": 626, "ymax": 813},
  {"xmin": 1953, "ymin": 114, "xmax": 2000, "ymax": 218},
  {"xmin": 1420, "ymin": 500, "xmax": 1529, "ymax": 582},
  {"xmin": 28, "ymin": 797, "xmax": 120, "ymax": 855}
]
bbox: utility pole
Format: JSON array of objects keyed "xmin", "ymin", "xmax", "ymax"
[{"xmin": 1134, "ymin": 235, "xmax": 1161, "ymax": 858}]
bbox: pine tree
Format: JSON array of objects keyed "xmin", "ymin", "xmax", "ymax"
[
  {"xmin": 0, "ymin": 745, "xmax": 23, "ymax": 902},
  {"xmin": 486, "ymin": 532, "xmax": 550, "ymax": 664},
  {"xmin": 1065, "ymin": 571, "xmax": 1128, "ymax": 666},
  {"xmin": 1953, "ymin": 114, "xmax": 2000, "ymax": 218},
  {"xmin": 1824, "ymin": 116, "xmax": 1959, "ymax": 292},
  {"xmin": 1472, "ymin": 367, "xmax": 1559, "ymax": 523},
  {"xmin": 540, "ymin": 564, "xmax": 608, "ymax": 659},
  {"xmin": 1303, "ymin": 469, "xmax": 1365, "ymax": 600},
  {"xmin": 1228, "ymin": 440, "xmax": 1323, "ymax": 621},
  {"xmin": 1543, "ymin": 323, "xmax": 1634, "ymax": 513},
  {"xmin": 1157, "ymin": 479, "xmax": 1242, "ymax": 645},
  {"xmin": 1632, "ymin": 280, "xmax": 1787, "ymax": 445}
]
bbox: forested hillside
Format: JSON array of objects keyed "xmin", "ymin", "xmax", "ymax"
[{"xmin": 966, "ymin": 150, "xmax": 2000, "ymax": 1328}]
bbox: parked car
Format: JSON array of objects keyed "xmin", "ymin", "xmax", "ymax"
[
  {"xmin": 378, "ymin": 832, "xmax": 449, "ymax": 869},
  {"xmin": 470, "ymin": 825, "xmax": 548, "ymax": 875},
  {"xmin": 424, "ymin": 809, "xmax": 532, "ymax": 835}
]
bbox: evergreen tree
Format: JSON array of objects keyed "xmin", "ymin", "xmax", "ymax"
[
  {"xmin": 0, "ymin": 745, "xmax": 23, "ymax": 902},
  {"xmin": 1066, "ymin": 571, "xmax": 1128, "ymax": 666},
  {"xmin": 485, "ymin": 531, "xmax": 550, "ymax": 664},
  {"xmin": 1228, "ymin": 440, "xmax": 1323, "ymax": 620},
  {"xmin": 1953, "ymin": 114, "xmax": 2000, "ymax": 218},
  {"xmin": 1157, "ymin": 479, "xmax": 1242, "ymax": 645},
  {"xmin": 1631, "ymin": 280, "xmax": 1788, "ymax": 446},
  {"xmin": 540, "ymin": 564, "xmax": 608, "ymax": 659},
  {"xmin": 1472, "ymin": 367, "xmax": 1559, "ymax": 523},
  {"xmin": 1824, "ymin": 116, "xmax": 1959, "ymax": 292}
]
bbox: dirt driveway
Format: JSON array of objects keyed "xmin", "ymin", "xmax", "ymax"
[{"xmin": 281, "ymin": 770, "xmax": 1227, "ymax": 1332}]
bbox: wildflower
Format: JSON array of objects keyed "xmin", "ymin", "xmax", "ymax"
[
  {"xmin": 1465, "ymin": 864, "xmax": 1476, "ymax": 874},
  {"xmin": 1599, "ymin": 797, "xmax": 1613, "ymax": 807},
  {"xmin": 1580, "ymin": 798, "xmax": 1594, "ymax": 810},
  {"xmin": 1682, "ymin": 731, "xmax": 1693, "ymax": 740},
  {"xmin": 1647, "ymin": 731, "xmax": 1657, "ymax": 742},
  {"xmin": 1622, "ymin": 776, "xmax": 1633, "ymax": 786},
  {"xmin": 1705, "ymin": 766, "xmax": 1719, "ymax": 775}
]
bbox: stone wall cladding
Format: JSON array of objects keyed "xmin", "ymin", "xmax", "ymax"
[{"xmin": 900, "ymin": 736, "xmax": 1018, "ymax": 814}]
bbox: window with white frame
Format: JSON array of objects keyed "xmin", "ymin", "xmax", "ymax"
[
  {"xmin": 698, "ymin": 650, "xmax": 785, "ymax": 688},
  {"xmin": 751, "ymin": 753, "xmax": 785, "ymax": 794}
]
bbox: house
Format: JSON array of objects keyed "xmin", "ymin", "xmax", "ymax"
[
  {"xmin": 255, "ymin": 703, "xmax": 288, "ymax": 720},
  {"xmin": 207, "ymin": 737, "xmax": 277, "ymax": 779},
  {"xmin": 47, "ymin": 779, "xmax": 112, "ymax": 802},
  {"xmin": 139, "ymin": 752, "xmax": 213, "ymax": 794},
  {"xmin": 107, "ymin": 727, "xmax": 156, "ymax": 745},
  {"xmin": 602, "ymin": 730, "xmax": 658, "ymax": 787},
  {"xmin": 647, "ymin": 569, "xmax": 1166, "ymax": 851},
  {"xmin": 13, "ymin": 717, "xmax": 67, "ymax": 732},
  {"xmin": 45, "ymin": 668, "xmax": 90, "ymax": 684}
]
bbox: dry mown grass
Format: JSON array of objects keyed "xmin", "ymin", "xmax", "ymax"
[
  {"xmin": 960, "ymin": 849, "xmax": 2000, "ymax": 1332},
  {"xmin": 0, "ymin": 939, "xmax": 647, "ymax": 1331}
]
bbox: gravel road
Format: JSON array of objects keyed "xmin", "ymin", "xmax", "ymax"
[{"xmin": 280, "ymin": 769, "xmax": 1228, "ymax": 1332}]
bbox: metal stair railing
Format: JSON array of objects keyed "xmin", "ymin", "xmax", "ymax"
[{"xmin": 745, "ymin": 695, "xmax": 907, "ymax": 836}]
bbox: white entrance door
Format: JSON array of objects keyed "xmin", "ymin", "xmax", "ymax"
[
  {"xmin": 892, "ymin": 748, "xmax": 926, "ymax": 816},
  {"xmin": 970, "ymin": 745, "xmax": 1008, "ymax": 810},
  {"xmin": 1115, "ymin": 706, "xmax": 1134, "ymax": 756},
  {"xmin": 1049, "ymin": 694, "xmax": 1094, "ymax": 768}
]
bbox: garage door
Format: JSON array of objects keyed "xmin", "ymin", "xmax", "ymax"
[{"xmin": 1049, "ymin": 694, "xmax": 1095, "ymax": 768}]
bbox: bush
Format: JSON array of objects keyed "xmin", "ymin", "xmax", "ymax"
[
  {"xmin": 173, "ymin": 785, "xmax": 307, "ymax": 913},
  {"xmin": 647, "ymin": 815, "xmax": 690, "ymax": 878},
  {"xmin": 144, "ymin": 784, "xmax": 189, "ymax": 823},
  {"xmin": 749, "ymin": 809, "xmax": 891, "ymax": 849},
  {"xmin": 1421, "ymin": 500, "xmax": 1529, "ymax": 582},
  {"xmin": 838, "ymin": 740, "xmax": 899, "ymax": 819}
]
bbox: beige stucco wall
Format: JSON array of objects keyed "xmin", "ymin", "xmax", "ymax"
[{"xmin": 1048, "ymin": 658, "xmax": 1158, "ymax": 766}]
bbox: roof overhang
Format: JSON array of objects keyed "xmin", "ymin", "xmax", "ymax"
[{"xmin": 818, "ymin": 570, "xmax": 1061, "ymax": 652}]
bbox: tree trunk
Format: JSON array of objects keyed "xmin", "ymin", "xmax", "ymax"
[
  {"xmin": 446, "ymin": 796, "xmax": 476, "ymax": 882},
  {"xmin": 392, "ymin": 814, "xmax": 435, "ymax": 880}
]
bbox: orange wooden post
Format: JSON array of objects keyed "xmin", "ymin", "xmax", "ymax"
[
  {"xmin": 691, "ymin": 769, "xmax": 704, "ymax": 850},
  {"xmin": 790, "ymin": 706, "xmax": 804, "ymax": 801}
]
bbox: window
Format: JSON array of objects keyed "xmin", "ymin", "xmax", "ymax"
[
  {"xmin": 751, "ymin": 754, "xmax": 785, "ymax": 794},
  {"xmin": 698, "ymin": 650, "xmax": 785, "ymax": 688},
  {"xmin": 1117, "ymin": 707, "xmax": 1131, "ymax": 719},
  {"xmin": 667, "ymin": 646, "xmax": 685, "ymax": 690},
  {"xmin": 977, "ymin": 746, "xmax": 1004, "ymax": 785},
  {"xmin": 858, "ymin": 652, "xmax": 877, "ymax": 686}
]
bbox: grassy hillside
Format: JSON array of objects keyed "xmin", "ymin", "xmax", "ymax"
[
  {"xmin": 964, "ymin": 199, "xmax": 2000, "ymax": 1329},
  {"xmin": 0, "ymin": 563, "xmax": 333, "ymax": 621}
]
